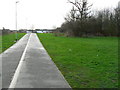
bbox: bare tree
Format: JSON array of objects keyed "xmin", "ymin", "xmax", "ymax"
[
  {"xmin": 68, "ymin": 0, "xmax": 92, "ymax": 20},
  {"xmin": 66, "ymin": 0, "xmax": 93, "ymax": 36},
  {"xmin": 65, "ymin": 6, "xmax": 76, "ymax": 22}
]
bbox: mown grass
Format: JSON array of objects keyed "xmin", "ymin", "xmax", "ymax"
[
  {"xmin": 37, "ymin": 33, "xmax": 118, "ymax": 88},
  {"xmin": 0, "ymin": 33, "xmax": 26, "ymax": 53}
]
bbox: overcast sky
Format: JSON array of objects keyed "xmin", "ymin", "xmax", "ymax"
[{"xmin": 0, "ymin": 0, "xmax": 119, "ymax": 30}]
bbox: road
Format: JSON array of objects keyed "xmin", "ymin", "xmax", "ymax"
[{"xmin": 1, "ymin": 33, "xmax": 71, "ymax": 89}]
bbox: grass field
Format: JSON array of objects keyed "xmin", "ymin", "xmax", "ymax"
[
  {"xmin": 37, "ymin": 33, "xmax": 118, "ymax": 88},
  {"xmin": 0, "ymin": 33, "xmax": 26, "ymax": 53}
]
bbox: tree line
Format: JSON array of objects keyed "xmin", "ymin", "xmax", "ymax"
[{"xmin": 57, "ymin": 0, "xmax": 120, "ymax": 37}]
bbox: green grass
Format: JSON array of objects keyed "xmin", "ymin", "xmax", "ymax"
[
  {"xmin": 37, "ymin": 33, "xmax": 118, "ymax": 88},
  {"xmin": 0, "ymin": 33, "xmax": 26, "ymax": 53}
]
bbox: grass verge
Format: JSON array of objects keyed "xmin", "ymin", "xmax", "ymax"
[
  {"xmin": 37, "ymin": 33, "xmax": 118, "ymax": 88},
  {"xmin": 0, "ymin": 33, "xmax": 26, "ymax": 53}
]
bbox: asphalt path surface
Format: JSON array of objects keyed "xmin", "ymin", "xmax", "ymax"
[
  {"xmin": 1, "ymin": 33, "xmax": 71, "ymax": 89},
  {"xmin": 1, "ymin": 34, "xmax": 30, "ymax": 88}
]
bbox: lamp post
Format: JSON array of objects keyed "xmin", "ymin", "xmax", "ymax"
[{"xmin": 15, "ymin": 1, "xmax": 19, "ymax": 41}]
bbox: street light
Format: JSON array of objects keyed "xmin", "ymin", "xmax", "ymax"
[{"xmin": 15, "ymin": 1, "xmax": 19, "ymax": 41}]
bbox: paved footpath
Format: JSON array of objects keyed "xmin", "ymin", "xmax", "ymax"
[
  {"xmin": 1, "ymin": 34, "xmax": 30, "ymax": 89},
  {"xmin": 1, "ymin": 33, "xmax": 71, "ymax": 89}
]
